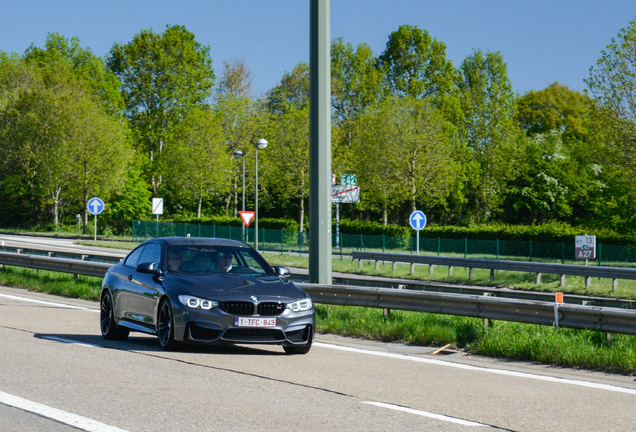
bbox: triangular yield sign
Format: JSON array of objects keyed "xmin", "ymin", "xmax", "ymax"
[{"xmin": 239, "ymin": 211, "xmax": 256, "ymax": 227}]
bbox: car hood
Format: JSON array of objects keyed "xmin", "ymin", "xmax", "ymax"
[{"xmin": 164, "ymin": 273, "xmax": 307, "ymax": 301}]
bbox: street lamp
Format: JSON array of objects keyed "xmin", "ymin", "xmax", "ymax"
[
  {"xmin": 254, "ymin": 138, "xmax": 268, "ymax": 251},
  {"xmin": 233, "ymin": 149, "xmax": 246, "ymax": 242}
]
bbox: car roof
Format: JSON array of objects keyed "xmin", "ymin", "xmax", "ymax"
[{"xmin": 141, "ymin": 237, "xmax": 250, "ymax": 249}]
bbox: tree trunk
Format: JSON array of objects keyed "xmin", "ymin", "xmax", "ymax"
[{"xmin": 197, "ymin": 192, "xmax": 202, "ymax": 218}]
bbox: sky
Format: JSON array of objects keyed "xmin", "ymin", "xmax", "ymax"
[{"xmin": 2, "ymin": 1, "xmax": 636, "ymax": 98}]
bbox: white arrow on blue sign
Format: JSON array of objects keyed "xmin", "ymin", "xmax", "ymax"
[
  {"xmin": 409, "ymin": 210, "xmax": 427, "ymax": 230},
  {"xmin": 87, "ymin": 197, "xmax": 105, "ymax": 215}
]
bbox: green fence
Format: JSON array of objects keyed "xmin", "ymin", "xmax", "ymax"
[{"xmin": 132, "ymin": 220, "xmax": 636, "ymax": 267}]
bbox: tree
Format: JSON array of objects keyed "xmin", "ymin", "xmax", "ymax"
[
  {"xmin": 458, "ymin": 50, "xmax": 520, "ymax": 222},
  {"xmin": 213, "ymin": 59, "xmax": 267, "ymax": 216},
  {"xmin": 355, "ymin": 96, "xmax": 459, "ymax": 224},
  {"xmin": 216, "ymin": 58, "xmax": 253, "ymax": 100},
  {"xmin": 516, "ymin": 82, "xmax": 594, "ymax": 143},
  {"xmin": 331, "ymin": 38, "xmax": 385, "ymax": 147},
  {"xmin": 264, "ymin": 63, "xmax": 312, "ymax": 229},
  {"xmin": 586, "ymin": 17, "xmax": 636, "ymax": 174},
  {"xmin": 107, "ymin": 25, "xmax": 215, "ymax": 195},
  {"xmin": 24, "ymin": 33, "xmax": 125, "ymax": 115},
  {"xmin": 378, "ymin": 25, "xmax": 462, "ymax": 125},
  {"xmin": 163, "ymin": 107, "xmax": 230, "ymax": 218}
]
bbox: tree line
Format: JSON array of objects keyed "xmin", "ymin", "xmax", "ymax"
[{"xmin": 1, "ymin": 20, "xmax": 636, "ymax": 235}]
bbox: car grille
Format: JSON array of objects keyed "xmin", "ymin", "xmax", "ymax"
[
  {"xmin": 223, "ymin": 328, "xmax": 286, "ymax": 342},
  {"xmin": 221, "ymin": 301, "xmax": 286, "ymax": 316},
  {"xmin": 222, "ymin": 301, "xmax": 254, "ymax": 315}
]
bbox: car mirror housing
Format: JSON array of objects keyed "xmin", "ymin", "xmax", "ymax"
[
  {"xmin": 272, "ymin": 265, "xmax": 291, "ymax": 278},
  {"xmin": 137, "ymin": 262, "xmax": 163, "ymax": 277}
]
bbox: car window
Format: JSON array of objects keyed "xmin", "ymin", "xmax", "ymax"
[
  {"xmin": 124, "ymin": 245, "xmax": 145, "ymax": 268},
  {"xmin": 167, "ymin": 245, "xmax": 272, "ymax": 275},
  {"xmin": 139, "ymin": 243, "xmax": 161, "ymax": 266}
]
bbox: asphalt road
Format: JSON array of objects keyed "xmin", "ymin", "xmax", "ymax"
[
  {"xmin": 2, "ymin": 234, "xmax": 636, "ymax": 431},
  {"xmin": 2, "ymin": 285, "xmax": 636, "ymax": 432}
]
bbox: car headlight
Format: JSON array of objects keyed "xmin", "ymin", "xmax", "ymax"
[
  {"xmin": 178, "ymin": 295, "xmax": 218, "ymax": 310},
  {"xmin": 286, "ymin": 298, "xmax": 313, "ymax": 312}
]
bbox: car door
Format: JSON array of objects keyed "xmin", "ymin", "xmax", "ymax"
[
  {"xmin": 112, "ymin": 244, "xmax": 146, "ymax": 322},
  {"xmin": 126, "ymin": 242, "xmax": 164, "ymax": 328}
]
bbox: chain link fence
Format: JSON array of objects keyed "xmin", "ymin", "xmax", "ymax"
[{"xmin": 132, "ymin": 220, "xmax": 636, "ymax": 267}]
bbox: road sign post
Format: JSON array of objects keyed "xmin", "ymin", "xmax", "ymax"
[
  {"xmin": 87, "ymin": 197, "xmax": 105, "ymax": 241},
  {"xmin": 152, "ymin": 198, "xmax": 164, "ymax": 237},
  {"xmin": 409, "ymin": 210, "xmax": 427, "ymax": 255}
]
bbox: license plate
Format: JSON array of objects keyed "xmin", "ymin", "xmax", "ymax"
[{"xmin": 234, "ymin": 317, "xmax": 276, "ymax": 327}]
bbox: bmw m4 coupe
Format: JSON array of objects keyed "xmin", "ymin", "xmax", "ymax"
[{"xmin": 100, "ymin": 237, "xmax": 314, "ymax": 354}]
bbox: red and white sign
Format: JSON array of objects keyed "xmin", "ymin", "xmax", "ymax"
[
  {"xmin": 239, "ymin": 211, "xmax": 256, "ymax": 227},
  {"xmin": 234, "ymin": 317, "xmax": 276, "ymax": 327}
]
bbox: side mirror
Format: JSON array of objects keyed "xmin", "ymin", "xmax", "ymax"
[
  {"xmin": 272, "ymin": 265, "xmax": 291, "ymax": 278},
  {"xmin": 137, "ymin": 262, "xmax": 163, "ymax": 277}
]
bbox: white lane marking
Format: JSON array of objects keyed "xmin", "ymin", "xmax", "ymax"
[
  {"xmin": 41, "ymin": 336, "xmax": 100, "ymax": 348},
  {"xmin": 315, "ymin": 342, "xmax": 636, "ymax": 396},
  {"xmin": 362, "ymin": 401, "xmax": 486, "ymax": 427},
  {"xmin": 0, "ymin": 390, "xmax": 130, "ymax": 432},
  {"xmin": 0, "ymin": 293, "xmax": 98, "ymax": 312}
]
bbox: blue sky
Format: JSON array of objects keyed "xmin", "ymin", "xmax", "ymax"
[{"xmin": 2, "ymin": 1, "xmax": 635, "ymax": 98}]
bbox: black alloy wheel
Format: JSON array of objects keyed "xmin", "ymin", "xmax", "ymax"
[
  {"xmin": 157, "ymin": 299, "xmax": 178, "ymax": 350},
  {"xmin": 100, "ymin": 291, "xmax": 129, "ymax": 341}
]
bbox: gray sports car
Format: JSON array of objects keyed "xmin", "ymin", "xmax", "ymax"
[{"xmin": 100, "ymin": 237, "xmax": 314, "ymax": 354}]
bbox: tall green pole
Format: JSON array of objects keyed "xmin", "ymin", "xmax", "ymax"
[{"xmin": 309, "ymin": 0, "xmax": 332, "ymax": 284}]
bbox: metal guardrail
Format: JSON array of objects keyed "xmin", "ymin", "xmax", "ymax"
[
  {"xmin": 352, "ymin": 250, "xmax": 636, "ymax": 290},
  {"xmin": 2, "ymin": 250, "xmax": 636, "ymax": 336},
  {"xmin": 298, "ymin": 284, "xmax": 636, "ymax": 336},
  {"xmin": 0, "ymin": 251, "xmax": 111, "ymax": 278}
]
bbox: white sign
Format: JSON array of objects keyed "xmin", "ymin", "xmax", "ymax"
[
  {"xmin": 575, "ymin": 235, "xmax": 596, "ymax": 260},
  {"xmin": 87, "ymin": 197, "xmax": 104, "ymax": 215},
  {"xmin": 239, "ymin": 211, "xmax": 256, "ymax": 227},
  {"xmin": 331, "ymin": 185, "xmax": 360, "ymax": 203},
  {"xmin": 152, "ymin": 198, "xmax": 164, "ymax": 215},
  {"xmin": 409, "ymin": 210, "xmax": 427, "ymax": 230}
]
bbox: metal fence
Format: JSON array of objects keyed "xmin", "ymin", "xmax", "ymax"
[{"xmin": 132, "ymin": 220, "xmax": 636, "ymax": 267}]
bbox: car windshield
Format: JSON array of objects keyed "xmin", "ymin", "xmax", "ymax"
[{"xmin": 166, "ymin": 245, "xmax": 272, "ymax": 276}]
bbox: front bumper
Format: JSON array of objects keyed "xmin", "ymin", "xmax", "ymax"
[{"xmin": 173, "ymin": 303, "xmax": 315, "ymax": 346}]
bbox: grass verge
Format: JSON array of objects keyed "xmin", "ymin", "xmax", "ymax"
[{"xmin": 1, "ymin": 265, "xmax": 636, "ymax": 375}]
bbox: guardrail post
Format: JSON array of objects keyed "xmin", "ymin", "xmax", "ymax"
[
  {"xmin": 613, "ymin": 278, "xmax": 618, "ymax": 291},
  {"xmin": 410, "ymin": 263, "xmax": 415, "ymax": 275},
  {"xmin": 358, "ymin": 259, "xmax": 363, "ymax": 269},
  {"xmin": 490, "ymin": 269, "xmax": 495, "ymax": 282},
  {"xmin": 469, "ymin": 268, "xmax": 474, "ymax": 280},
  {"xmin": 483, "ymin": 292, "xmax": 493, "ymax": 329},
  {"xmin": 536, "ymin": 273, "xmax": 542, "ymax": 284},
  {"xmin": 375, "ymin": 260, "xmax": 380, "ymax": 271},
  {"xmin": 429, "ymin": 265, "xmax": 434, "ymax": 275},
  {"xmin": 585, "ymin": 276, "xmax": 592, "ymax": 288},
  {"xmin": 392, "ymin": 262, "xmax": 397, "ymax": 271},
  {"xmin": 560, "ymin": 274, "xmax": 566, "ymax": 287},
  {"xmin": 448, "ymin": 266, "xmax": 453, "ymax": 277}
]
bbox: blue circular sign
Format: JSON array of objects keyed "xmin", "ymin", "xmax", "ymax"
[
  {"xmin": 409, "ymin": 210, "xmax": 427, "ymax": 230},
  {"xmin": 87, "ymin": 197, "xmax": 105, "ymax": 215}
]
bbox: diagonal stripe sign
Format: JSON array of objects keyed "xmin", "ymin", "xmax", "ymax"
[{"xmin": 239, "ymin": 211, "xmax": 256, "ymax": 227}]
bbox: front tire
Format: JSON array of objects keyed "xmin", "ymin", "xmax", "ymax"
[
  {"xmin": 157, "ymin": 299, "xmax": 178, "ymax": 350},
  {"xmin": 100, "ymin": 291, "xmax": 129, "ymax": 341}
]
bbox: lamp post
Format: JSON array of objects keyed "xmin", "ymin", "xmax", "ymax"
[
  {"xmin": 233, "ymin": 150, "xmax": 245, "ymax": 242},
  {"xmin": 254, "ymin": 138, "xmax": 268, "ymax": 251}
]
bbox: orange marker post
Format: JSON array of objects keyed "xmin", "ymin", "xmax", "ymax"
[{"xmin": 555, "ymin": 292, "xmax": 563, "ymax": 328}]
